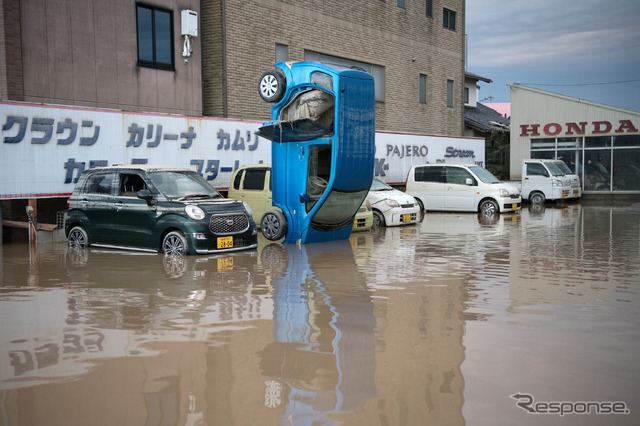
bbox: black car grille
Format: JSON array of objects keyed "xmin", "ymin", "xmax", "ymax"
[
  {"xmin": 209, "ymin": 213, "xmax": 249, "ymax": 234},
  {"xmin": 401, "ymin": 203, "xmax": 416, "ymax": 209}
]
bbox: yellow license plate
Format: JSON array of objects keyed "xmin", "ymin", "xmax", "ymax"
[
  {"xmin": 217, "ymin": 256, "xmax": 233, "ymax": 270},
  {"xmin": 512, "ymin": 203, "xmax": 518, "ymax": 210},
  {"xmin": 353, "ymin": 220, "xmax": 359, "ymax": 228},
  {"xmin": 402, "ymin": 214, "xmax": 411, "ymax": 222},
  {"xmin": 217, "ymin": 236, "xmax": 233, "ymax": 249}
]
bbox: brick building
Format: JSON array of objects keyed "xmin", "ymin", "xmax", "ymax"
[
  {"xmin": 1, "ymin": 0, "xmax": 466, "ymax": 133},
  {"xmin": 1, "ymin": 0, "xmax": 466, "ymax": 242}
]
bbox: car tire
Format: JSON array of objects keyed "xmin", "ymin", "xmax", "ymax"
[
  {"xmin": 530, "ymin": 192, "xmax": 546, "ymax": 205},
  {"xmin": 259, "ymin": 70, "xmax": 285, "ymax": 103},
  {"xmin": 261, "ymin": 210, "xmax": 287, "ymax": 240},
  {"xmin": 67, "ymin": 225, "xmax": 89, "ymax": 248},
  {"xmin": 162, "ymin": 230, "xmax": 188, "ymax": 255},
  {"xmin": 373, "ymin": 210, "xmax": 385, "ymax": 227},
  {"xmin": 479, "ymin": 199, "xmax": 499, "ymax": 216}
]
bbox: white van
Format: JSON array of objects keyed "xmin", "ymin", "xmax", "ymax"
[{"xmin": 405, "ymin": 164, "xmax": 521, "ymax": 215}]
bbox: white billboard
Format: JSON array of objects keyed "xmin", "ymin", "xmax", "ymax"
[{"xmin": 1, "ymin": 102, "xmax": 484, "ymax": 198}]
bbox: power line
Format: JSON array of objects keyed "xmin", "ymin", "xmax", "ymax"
[{"xmin": 518, "ymin": 79, "xmax": 640, "ymax": 87}]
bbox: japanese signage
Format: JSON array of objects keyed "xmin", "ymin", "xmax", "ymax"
[
  {"xmin": 1, "ymin": 102, "xmax": 484, "ymax": 198},
  {"xmin": 1, "ymin": 102, "xmax": 270, "ymax": 198}
]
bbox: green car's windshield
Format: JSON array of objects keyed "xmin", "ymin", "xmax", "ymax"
[
  {"xmin": 468, "ymin": 166, "xmax": 501, "ymax": 184},
  {"xmin": 148, "ymin": 171, "xmax": 222, "ymax": 199}
]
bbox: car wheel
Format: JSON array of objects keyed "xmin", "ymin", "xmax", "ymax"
[
  {"xmin": 479, "ymin": 199, "xmax": 499, "ymax": 216},
  {"xmin": 163, "ymin": 230, "xmax": 188, "ymax": 255},
  {"xmin": 530, "ymin": 192, "xmax": 546, "ymax": 205},
  {"xmin": 259, "ymin": 70, "xmax": 285, "ymax": 103},
  {"xmin": 68, "ymin": 225, "xmax": 89, "ymax": 248},
  {"xmin": 261, "ymin": 210, "xmax": 287, "ymax": 240},
  {"xmin": 373, "ymin": 210, "xmax": 385, "ymax": 227}
]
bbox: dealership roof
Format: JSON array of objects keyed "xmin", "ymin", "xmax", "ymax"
[{"xmin": 464, "ymin": 103, "xmax": 510, "ymax": 133}]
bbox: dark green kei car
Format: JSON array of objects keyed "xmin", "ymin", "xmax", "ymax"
[{"xmin": 65, "ymin": 166, "xmax": 258, "ymax": 255}]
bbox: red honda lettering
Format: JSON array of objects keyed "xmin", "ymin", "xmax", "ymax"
[
  {"xmin": 543, "ymin": 123, "xmax": 562, "ymax": 136},
  {"xmin": 616, "ymin": 119, "xmax": 639, "ymax": 133},
  {"xmin": 520, "ymin": 124, "xmax": 540, "ymax": 136},
  {"xmin": 566, "ymin": 122, "xmax": 587, "ymax": 135},
  {"xmin": 593, "ymin": 121, "xmax": 612, "ymax": 134}
]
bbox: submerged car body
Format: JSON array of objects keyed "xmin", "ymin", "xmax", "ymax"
[
  {"xmin": 366, "ymin": 178, "xmax": 420, "ymax": 227},
  {"xmin": 65, "ymin": 166, "xmax": 258, "ymax": 255},
  {"xmin": 228, "ymin": 164, "xmax": 373, "ymax": 234}
]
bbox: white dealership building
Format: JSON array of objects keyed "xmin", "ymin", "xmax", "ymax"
[{"xmin": 509, "ymin": 84, "xmax": 640, "ymax": 194}]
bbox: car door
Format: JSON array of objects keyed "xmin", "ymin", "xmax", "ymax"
[
  {"xmin": 444, "ymin": 166, "xmax": 477, "ymax": 211},
  {"xmin": 81, "ymin": 171, "xmax": 117, "ymax": 244},
  {"xmin": 233, "ymin": 167, "xmax": 271, "ymax": 224},
  {"xmin": 523, "ymin": 162, "xmax": 551, "ymax": 197},
  {"xmin": 412, "ymin": 166, "xmax": 445, "ymax": 210},
  {"xmin": 113, "ymin": 171, "xmax": 157, "ymax": 248}
]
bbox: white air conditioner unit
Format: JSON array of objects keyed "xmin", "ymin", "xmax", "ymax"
[{"xmin": 181, "ymin": 10, "xmax": 198, "ymax": 37}]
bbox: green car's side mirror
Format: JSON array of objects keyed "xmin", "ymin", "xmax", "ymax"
[{"xmin": 137, "ymin": 189, "xmax": 154, "ymax": 201}]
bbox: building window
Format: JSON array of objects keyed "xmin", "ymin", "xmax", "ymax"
[
  {"xmin": 443, "ymin": 8, "xmax": 456, "ymax": 31},
  {"xmin": 397, "ymin": 0, "xmax": 405, "ymax": 8},
  {"xmin": 304, "ymin": 50, "xmax": 386, "ymax": 102},
  {"xmin": 426, "ymin": 0, "xmax": 433, "ymax": 17},
  {"xmin": 419, "ymin": 74, "xmax": 427, "ymax": 104},
  {"xmin": 446, "ymin": 80, "xmax": 454, "ymax": 107},
  {"xmin": 136, "ymin": 4, "xmax": 174, "ymax": 70},
  {"xmin": 464, "ymin": 87, "xmax": 469, "ymax": 104},
  {"xmin": 275, "ymin": 43, "xmax": 288, "ymax": 63}
]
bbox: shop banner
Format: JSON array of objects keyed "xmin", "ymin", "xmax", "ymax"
[{"xmin": 1, "ymin": 102, "xmax": 484, "ymax": 198}]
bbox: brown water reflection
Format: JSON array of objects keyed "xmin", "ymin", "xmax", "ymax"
[{"xmin": 1, "ymin": 201, "xmax": 638, "ymax": 425}]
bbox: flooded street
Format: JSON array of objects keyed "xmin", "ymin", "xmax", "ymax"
[{"xmin": 1, "ymin": 201, "xmax": 639, "ymax": 425}]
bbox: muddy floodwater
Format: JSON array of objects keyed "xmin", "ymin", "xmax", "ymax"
[{"xmin": 1, "ymin": 201, "xmax": 639, "ymax": 425}]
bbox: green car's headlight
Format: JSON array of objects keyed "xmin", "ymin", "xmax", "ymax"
[{"xmin": 185, "ymin": 205, "xmax": 205, "ymax": 220}]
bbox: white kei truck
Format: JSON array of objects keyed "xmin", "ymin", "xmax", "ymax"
[{"xmin": 510, "ymin": 159, "xmax": 580, "ymax": 204}]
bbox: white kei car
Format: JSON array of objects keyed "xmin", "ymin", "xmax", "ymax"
[{"xmin": 366, "ymin": 178, "xmax": 420, "ymax": 227}]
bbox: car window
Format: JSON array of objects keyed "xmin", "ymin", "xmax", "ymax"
[
  {"xmin": 306, "ymin": 144, "xmax": 331, "ymax": 200},
  {"xmin": 148, "ymin": 170, "xmax": 221, "ymax": 198},
  {"xmin": 84, "ymin": 172, "xmax": 115, "ymax": 195},
  {"xmin": 446, "ymin": 167, "xmax": 473, "ymax": 185},
  {"xmin": 526, "ymin": 163, "xmax": 547, "ymax": 176},
  {"xmin": 371, "ymin": 178, "xmax": 392, "ymax": 191},
  {"xmin": 233, "ymin": 170, "xmax": 244, "ymax": 190},
  {"xmin": 468, "ymin": 166, "xmax": 501, "ymax": 183},
  {"xmin": 415, "ymin": 166, "xmax": 445, "ymax": 183},
  {"xmin": 119, "ymin": 173, "xmax": 148, "ymax": 196},
  {"xmin": 543, "ymin": 161, "xmax": 565, "ymax": 176},
  {"xmin": 243, "ymin": 169, "xmax": 267, "ymax": 190}
]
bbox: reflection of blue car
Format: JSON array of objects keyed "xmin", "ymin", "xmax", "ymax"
[{"xmin": 257, "ymin": 62, "xmax": 375, "ymax": 244}]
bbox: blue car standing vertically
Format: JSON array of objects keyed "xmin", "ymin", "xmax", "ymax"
[{"xmin": 257, "ymin": 61, "xmax": 375, "ymax": 244}]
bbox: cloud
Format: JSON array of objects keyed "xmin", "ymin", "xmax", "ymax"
[{"xmin": 466, "ymin": 0, "xmax": 640, "ymax": 69}]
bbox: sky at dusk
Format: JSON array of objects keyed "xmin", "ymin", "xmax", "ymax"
[{"xmin": 465, "ymin": 0, "xmax": 640, "ymax": 112}]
